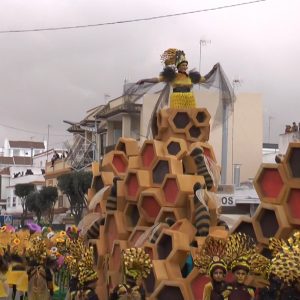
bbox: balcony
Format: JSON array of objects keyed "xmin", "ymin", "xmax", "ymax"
[{"xmin": 45, "ymin": 159, "xmax": 72, "ymax": 177}]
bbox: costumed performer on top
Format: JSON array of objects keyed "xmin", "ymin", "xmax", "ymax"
[{"xmin": 137, "ymin": 48, "xmax": 217, "ymax": 109}]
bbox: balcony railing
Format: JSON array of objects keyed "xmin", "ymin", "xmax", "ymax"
[{"xmin": 45, "ymin": 159, "xmax": 72, "ymax": 175}]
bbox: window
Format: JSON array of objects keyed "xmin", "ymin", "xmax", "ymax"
[
  {"xmin": 13, "ymin": 149, "xmax": 20, "ymax": 156},
  {"xmin": 12, "ymin": 197, "xmax": 16, "ymax": 207}
]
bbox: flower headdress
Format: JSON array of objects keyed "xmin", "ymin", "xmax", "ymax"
[
  {"xmin": 224, "ymin": 233, "xmax": 267, "ymax": 274},
  {"xmin": 268, "ymin": 231, "xmax": 300, "ymax": 285},
  {"xmin": 193, "ymin": 236, "xmax": 227, "ymax": 276},
  {"xmin": 122, "ymin": 247, "xmax": 152, "ymax": 282},
  {"xmin": 160, "ymin": 48, "xmax": 188, "ymax": 67}
]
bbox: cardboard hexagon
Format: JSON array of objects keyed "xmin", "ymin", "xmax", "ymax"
[
  {"xmin": 140, "ymin": 140, "xmax": 164, "ymax": 169},
  {"xmin": 283, "ymin": 183, "xmax": 300, "ymax": 225},
  {"xmin": 127, "ymin": 226, "xmax": 149, "ymax": 246},
  {"xmin": 138, "ymin": 188, "xmax": 164, "ymax": 223},
  {"xmin": 155, "ymin": 207, "xmax": 188, "ymax": 224},
  {"xmin": 109, "ymin": 239, "xmax": 128, "ymax": 272},
  {"xmin": 283, "ymin": 142, "xmax": 300, "ymax": 183},
  {"xmin": 123, "ymin": 202, "xmax": 141, "ymax": 231},
  {"xmin": 252, "ymin": 203, "xmax": 292, "ymax": 245},
  {"xmin": 156, "ymin": 229, "xmax": 190, "ymax": 262},
  {"xmin": 164, "ymin": 137, "xmax": 188, "ymax": 160},
  {"xmin": 253, "ymin": 163, "xmax": 287, "ymax": 204},
  {"xmin": 124, "ymin": 170, "xmax": 151, "ymax": 201},
  {"xmin": 230, "ymin": 216, "xmax": 258, "ymax": 242},
  {"xmin": 162, "ymin": 174, "xmax": 205, "ymax": 207},
  {"xmin": 185, "ymin": 123, "xmax": 210, "ymax": 142},
  {"xmin": 104, "ymin": 211, "xmax": 129, "ymax": 253},
  {"xmin": 115, "ymin": 137, "xmax": 139, "ymax": 156},
  {"xmin": 151, "ymin": 156, "xmax": 183, "ymax": 187},
  {"xmin": 168, "ymin": 110, "xmax": 192, "ymax": 133},
  {"xmin": 191, "ymin": 108, "xmax": 211, "ymax": 127},
  {"xmin": 91, "ymin": 171, "xmax": 114, "ymax": 193},
  {"xmin": 101, "ymin": 150, "xmax": 128, "ymax": 176}
]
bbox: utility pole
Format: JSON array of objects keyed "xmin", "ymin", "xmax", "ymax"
[{"xmin": 231, "ymin": 78, "xmax": 242, "ymax": 184}]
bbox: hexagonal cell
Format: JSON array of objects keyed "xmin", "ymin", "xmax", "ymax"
[
  {"xmin": 109, "ymin": 240, "xmax": 128, "ymax": 271},
  {"xmin": 187, "ymin": 268, "xmax": 210, "ymax": 300},
  {"xmin": 172, "ymin": 112, "xmax": 190, "ymax": 129},
  {"xmin": 112, "ymin": 154, "xmax": 127, "ymax": 173},
  {"xmin": 230, "ymin": 217, "xmax": 257, "ymax": 242},
  {"xmin": 138, "ymin": 188, "xmax": 163, "ymax": 223},
  {"xmin": 101, "ymin": 150, "xmax": 128, "ymax": 176},
  {"xmin": 140, "ymin": 140, "xmax": 164, "ymax": 169},
  {"xmin": 91, "ymin": 171, "xmax": 114, "ymax": 193},
  {"xmin": 126, "ymin": 173, "xmax": 139, "ymax": 198},
  {"xmin": 115, "ymin": 138, "xmax": 139, "ymax": 156},
  {"xmin": 128, "ymin": 226, "xmax": 148, "ymax": 246},
  {"xmin": 157, "ymin": 233, "xmax": 173, "ymax": 260},
  {"xmin": 163, "ymin": 177, "xmax": 179, "ymax": 205},
  {"xmin": 167, "ymin": 141, "xmax": 181, "ymax": 155},
  {"xmin": 151, "ymin": 157, "xmax": 183, "ymax": 187},
  {"xmin": 164, "ymin": 137, "xmax": 188, "ymax": 160},
  {"xmin": 141, "ymin": 144, "xmax": 155, "ymax": 168},
  {"xmin": 259, "ymin": 209, "xmax": 279, "ymax": 238},
  {"xmin": 196, "ymin": 111, "xmax": 206, "ymax": 123},
  {"xmin": 124, "ymin": 203, "xmax": 140, "ymax": 229},
  {"xmin": 188, "ymin": 125, "xmax": 201, "ymax": 139},
  {"xmin": 104, "ymin": 213, "xmax": 118, "ymax": 253},
  {"xmin": 124, "ymin": 170, "xmax": 151, "ymax": 201},
  {"xmin": 144, "ymin": 269, "xmax": 155, "ymax": 294},
  {"xmin": 152, "ymin": 160, "xmax": 170, "ymax": 185},
  {"xmin": 253, "ymin": 164, "xmax": 287, "ymax": 204},
  {"xmin": 284, "ymin": 143, "xmax": 300, "ymax": 181},
  {"xmin": 191, "ymin": 108, "xmax": 211, "ymax": 127},
  {"xmin": 156, "ymin": 230, "xmax": 190, "ymax": 262},
  {"xmin": 162, "ymin": 174, "xmax": 205, "ymax": 207},
  {"xmin": 289, "ymin": 148, "xmax": 300, "ymax": 177},
  {"xmin": 253, "ymin": 204, "xmax": 292, "ymax": 244},
  {"xmin": 155, "ymin": 207, "xmax": 187, "ymax": 224},
  {"xmin": 186, "ymin": 124, "xmax": 210, "ymax": 142},
  {"xmin": 143, "ymin": 242, "xmax": 158, "ymax": 260},
  {"xmin": 283, "ymin": 186, "xmax": 300, "ymax": 225}
]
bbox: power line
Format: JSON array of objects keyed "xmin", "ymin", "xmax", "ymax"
[
  {"xmin": 0, "ymin": 0, "xmax": 267, "ymax": 34},
  {"xmin": 0, "ymin": 122, "xmax": 71, "ymax": 137}
]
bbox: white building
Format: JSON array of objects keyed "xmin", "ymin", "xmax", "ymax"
[{"xmin": 0, "ymin": 139, "xmax": 46, "ymax": 158}]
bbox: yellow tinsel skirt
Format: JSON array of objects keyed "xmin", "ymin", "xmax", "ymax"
[
  {"xmin": 0, "ymin": 273, "xmax": 8, "ymax": 298},
  {"xmin": 6, "ymin": 265, "xmax": 28, "ymax": 292},
  {"xmin": 170, "ymin": 92, "xmax": 196, "ymax": 108}
]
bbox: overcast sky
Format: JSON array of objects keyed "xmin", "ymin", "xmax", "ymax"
[{"xmin": 0, "ymin": 0, "xmax": 299, "ymax": 149}]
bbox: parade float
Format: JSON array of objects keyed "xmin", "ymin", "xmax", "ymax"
[{"xmin": 84, "ymin": 49, "xmax": 300, "ymax": 299}]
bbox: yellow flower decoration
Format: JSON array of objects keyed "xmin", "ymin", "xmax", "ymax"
[
  {"xmin": 0, "ymin": 226, "xmax": 7, "ymax": 232},
  {"xmin": 59, "ymin": 231, "xmax": 67, "ymax": 237},
  {"xmin": 13, "ymin": 238, "xmax": 21, "ymax": 245}
]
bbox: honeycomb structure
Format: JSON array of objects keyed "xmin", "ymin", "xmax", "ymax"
[{"xmin": 233, "ymin": 142, "xmax": 300, "ymax": 252}]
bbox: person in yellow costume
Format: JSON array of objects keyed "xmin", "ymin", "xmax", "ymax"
[{"xmin": 137, "ymin": 48, "xmax": 217, "ymax": 108}]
